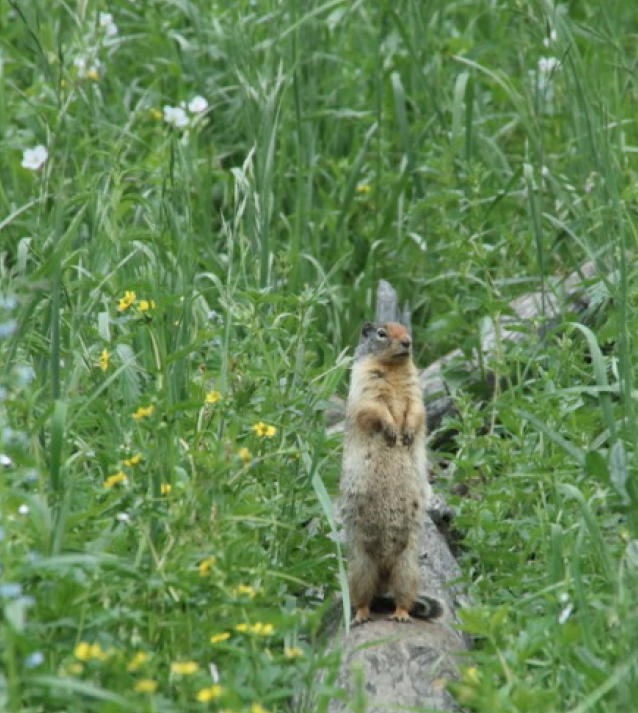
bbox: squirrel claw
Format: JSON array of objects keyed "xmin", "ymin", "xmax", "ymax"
[
  {"xmin": 380, "ymin": 425, "xmax": 398, "ymax": 446},
  {"xmin": 388, "ymin": 608, "xmax": 412, "ymax": 623},
  {"xmin": 402, "ymin": 430, "xmax": 415, "ymax": 446},
  {"xmin": 352, "ymin": 607, "xmax": 372, "ymax": 626}
]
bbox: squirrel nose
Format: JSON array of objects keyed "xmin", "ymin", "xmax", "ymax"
[{"xmin": 400, "ymin": 337, "xmax": 411, "ymax": 348}]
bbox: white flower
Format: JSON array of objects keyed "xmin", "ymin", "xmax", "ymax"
[
  {"xmin": 21, "ymin": 145, "xmax": 48, "ymax": 171},
  {"xmin": 188, "ymin": 95, "xmax": 208, "ymax": 114},
  {"xmin": 0, "ymin": 453, "xmax": 12, "ymax": 466},
  {"xmin": 543, "ymin": 29, "xmax": 557, "ymax": 47},
  {"xmin": 163, "ymin": 105, "xmax": 189, "ymax": 128},
  {"xmin": 73, "ymin": 56, "xmax": 87, "ymax": 74},
  {"xmin": 116, "ymin": 512, "xmax": 130, "ymax": 523},
  {"xmin": 538, "ymin": 56, "xmax": 559, "ymax": 73},
  {"xmin": 558, "ymin": 602, "xmax": 573, "ymax": 625},
  {"xmin": 18, "ymin": 504, "xmax": 29, "ymax": 516},
  {"xmin": 99, "ymin": 12, "xmax": 118, "ymax": 37},
  {"xmin": 73, "ymin": 57, "xmax": 102, "ymax": 80}
]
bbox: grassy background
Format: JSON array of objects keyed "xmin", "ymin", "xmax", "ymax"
[{"xmin": 1, "ymin": 0, "xmax": 637, "ymax": 711}]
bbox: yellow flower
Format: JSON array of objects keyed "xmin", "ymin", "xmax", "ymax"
[
  {"xmin": 74, "ymin": 642, "xmax": 91, "ymax": 661},
  {"xmin": 89, "ymin": 643, "xmax": 108, "ymax": 660},
  {"xmin": 150, "ymin": 108, "xmax": 162, "ymax": 120},
  {"xmin": 118, "ymin": 290, "xmax": 136, "ymax": 311},
  {"xmin": 132, "ymin": 405, "xmax": 154, "ymax": 421},
  {"xmin": 123, "ymin": 454, "xmax": 141, "ymax": 467},
  {"xmin": 210, "ymin": 632, "xmax": 231, "ymax": 644},
  {"xmin": 464, "ymin": 666, "xmax": 480, "ymax": 683},
  {"xmin": 251, "ymin": 704, "xmax": 270, "ymax": 713},
  {"xmin": 196, "ymin": 685, "xmax": 223, "ymax": 702},
  {"xmin": 252, "ymin": 422, "xmax": 276, "ymax": 437},
  {"xmin": 99, "ymin": 349, "xmax": 109, "ymax": 372},
  {"xmin": 250, "ymin": 622, "xmax": 273, "ymax": 635},
  {"xmin": 127, "ymin": 651, "xmax": 149, "ymax": 671},
  {"xmin": 284, "ymin": 646, "xmax": 303, "ymax": 658},
  {"xmin": 235, "ymin": 623, "xmax": 248, "ymax": 632},
  {"xmin": 199, "ymin": 556, "xmax": 216, "ymax": 576},
  {"xmin": 161, "ymin": 483, "xmax": 172, "ymax": 495},
  {"xmin": 87, "ymin": 68, "xmax": 99, "ymax": 81},
  {"xmin": 356, "ymin": 184, "xmax": 371, "ymax": 193},
  {"xmin": 206, "ymin": 391, "xmax": 221, "ymax": 404},
  {"xmin": 103, "ymin": 471, "xmax": 128, "ymax": 489},
  {"xmin": 232, "ymin": 584, "xmax": 256, "ymax": 598},
  {"xmin": 135, "ymin": 679, "xmax": 158, "ymax": 693},
  {"xmin": 170, "ymin": 661, "xmax": 199, "ymax": 675},
  {"xmin": 237, "ymin": 447, "xmax": 252, "ymax": 462}
]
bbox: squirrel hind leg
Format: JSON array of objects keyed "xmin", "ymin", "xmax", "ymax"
[
  {"xmin": 387, "ymin": 547, "xmax": 419, "ymax": 623},
  {"xmin": 348, "ymin": 549, "xmax": 380, "ymax": 626},
  {"xmin": 352, "ymin": 606, "xmax": 372, "ymax": 626}
]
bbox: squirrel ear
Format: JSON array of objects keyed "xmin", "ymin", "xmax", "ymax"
[{"xmin": 361, "ymin": 322, "xmax": 375, "ymax": 338}]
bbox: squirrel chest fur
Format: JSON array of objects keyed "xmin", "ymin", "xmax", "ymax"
[{"xmin": 341, "ymin": 321, "xmax": 432, "ymax": 624}]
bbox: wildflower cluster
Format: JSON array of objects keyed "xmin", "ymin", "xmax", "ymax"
[
  {"xmin": 284, "ymin": 646, "xmax": 303, "ymax": 659},
  {"xmin": 197, "ymin": 685, "xmax": 223, "ymax": 702},
  {"xmin": 252, "ymin": 422, "xmax": 276, "ymax": 437},
  {"xmin": 123, "ymin": 454, "xmax": 142, "ymax": 467},
  {"xmin": 118, "ymin": 290, "xmax": 156, "ymax": 313},
  {"xmin": 163, "ymin": 95, "xmax": 209, "ymax": 129},
  {"xmin": 99, "ymin": 349, "xmax": 109, "ymax": 372},
  {"xmin": 210, "ymin": 632, "xmax": 231, "ymax": 644},
  {"xmin": 199, "ymin": 556, "xmax": 216, "ymax": 576},
  {"xmin": 74, "ymin": 641, "xmax": 112, "ymax": 661},
  {"xmin": 135, "ymin": 679, "xmax": 158, "ymax": 693},
  {"xmin": 132, "ymin": 405, "xmax": 155, "ymax": 421},
  {"xmin": 127, "ymin": 651, "xmax": 150, "ymax": 671},
  {"xmin": 21, "ymin": 145, "xmax": 48, "ymax": 171},
  {"xmin": 232, "ymin": 584, "xmax": 257, "ymax": 598},
  {"xmin": 170, "ymin": 661, "xmax": 199, "ymax": 675},
  {"xmin": 235, "ymin": 621, "xmax": 274, "ymax": 636},
  {"xmin": 103, "ymin": 471, "xmax": 127, "ymax": 489}
]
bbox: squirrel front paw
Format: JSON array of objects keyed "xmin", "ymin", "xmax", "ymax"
[
  {"xmin": 401, "ymin": 428, "xmax": 415, "ymax": 446},
  {"xmin": 379, "ymin": 422, "xmax": 399, "ymax": 446}
]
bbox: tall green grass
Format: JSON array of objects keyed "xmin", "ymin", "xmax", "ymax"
[{"xmin": 1, "ymin": 0, "xmax": 637, "ymax": 711}]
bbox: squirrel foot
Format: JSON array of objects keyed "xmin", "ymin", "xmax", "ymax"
[
  {"xmin": 388, "ymin": 607, "xmax": 412, "ymax": 623},
  {"xmin": 352, "ymin": 606, "xmax": 372, "ymax": 626}
]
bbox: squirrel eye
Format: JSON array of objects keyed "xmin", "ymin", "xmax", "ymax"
[{"xmin": 376, "ymin": 328, "xmax": 387, "ymax": 339}]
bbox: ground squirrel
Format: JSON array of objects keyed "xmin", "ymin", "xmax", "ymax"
[{"xmin": 341, "ymin": 321, "xmax": 437, "ymax": 625}]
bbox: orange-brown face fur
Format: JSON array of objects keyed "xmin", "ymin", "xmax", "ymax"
[{"xmin": 357, "ymin": 321, "xmax": 413, "ymax": 364}]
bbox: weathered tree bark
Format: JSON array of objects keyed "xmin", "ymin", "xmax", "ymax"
[{"xmin": 325, "ymin": 264, "xmax": 597, "ymax": 713}]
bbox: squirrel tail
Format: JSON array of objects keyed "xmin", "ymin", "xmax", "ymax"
[{"xmin": 371, "ymin": 593, "xmax": 444, "ymax": 621}]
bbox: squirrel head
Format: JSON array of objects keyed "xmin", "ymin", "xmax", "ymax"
[{"xmin": 355, "ymin": 321, "xmax": 413, "ymax": 363}]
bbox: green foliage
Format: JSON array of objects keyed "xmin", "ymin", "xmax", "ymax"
[{"xmin": 1, "ymin": 0, "xmax": 638, "ymax": 711}]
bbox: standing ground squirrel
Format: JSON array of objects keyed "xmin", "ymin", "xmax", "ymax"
[{"xmin": 341, "ymin": 321, "xmax": 437, "ymax": 625}]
